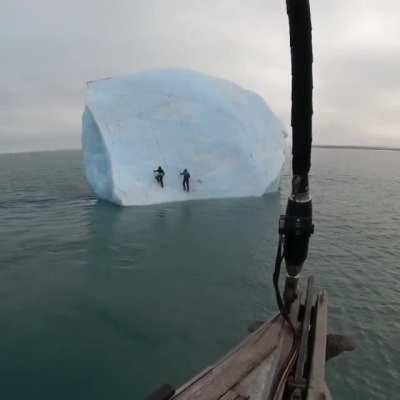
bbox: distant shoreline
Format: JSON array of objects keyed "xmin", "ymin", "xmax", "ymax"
[
  {"xmin": 1, "ymin": 144, "xmax": 400, "ymax": 156},
  {"xmin": 313, "ymin": 144, "xmax": 400, "ymax": 152},
  {"xmin": 0, "ymin": 148, "xmax": 80, "ymax": 156}
]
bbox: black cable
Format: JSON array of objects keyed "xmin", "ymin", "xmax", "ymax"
[
  {"xmin": 270, "ymin": 234, "xmax": 299, "ymax": 399},
  {"xmin": 272, "ymin": 235, "xmax": 284, "ymax": 311},
  {"xmin": 272, "ymin": 235, "xmax": 295, "ymax": 333}
]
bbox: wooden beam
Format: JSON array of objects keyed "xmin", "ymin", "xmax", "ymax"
[
  {"xmin": 306, "ymin": 291, "xmax": 332, "ymax": 400},
  {"xmin": 172, "ymin": 317, "xmax": 283, "ymax": 400}
]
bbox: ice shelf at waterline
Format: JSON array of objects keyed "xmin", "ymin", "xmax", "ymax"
[{"xmin": 82, "ymin": 69, "xmax": 285, "ymax": 206}]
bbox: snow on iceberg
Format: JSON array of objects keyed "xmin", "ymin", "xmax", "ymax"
[{"xmin": 82, "ymin": 69, "xmax": 285, "ymax": 206}]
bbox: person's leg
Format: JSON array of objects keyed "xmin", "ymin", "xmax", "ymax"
[
  {"xmin": 160, "ymin": 176, "xmax": 164, "ymax": 188},
  {"xmin": 186, "ymin": 179, "xmax": 190, "ymax": 192}
]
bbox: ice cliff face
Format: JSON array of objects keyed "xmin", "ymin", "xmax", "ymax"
[{"xmin": 82, "ymin": 69, "xmax": 285, "ymax": 206}]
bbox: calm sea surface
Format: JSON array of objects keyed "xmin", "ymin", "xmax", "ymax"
[{"xmin": 0, "ymin": 148, "xmax": 399, "ymax": 399}]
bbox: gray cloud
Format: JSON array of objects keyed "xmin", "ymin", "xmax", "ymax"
[{"xmin": 1, "ymin": 0, "xmax": 399, "ymax": 152}]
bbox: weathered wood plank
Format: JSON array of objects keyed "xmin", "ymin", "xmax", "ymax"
[
  {"xmin": 172, "ymin": 317, "xmax": 283, "ymax": 400},
  {"xmin": 219, "ymin": 391, "xmax": 239, "ymax": 400},
  {"xmin": 231, "ymin": 350, "xmax": 278, "ymax": 399},
  {"xmin": 219, "ymin": 390, "xmax": 249, "ymax": 400},
  {"xmin": 266, "ymin": 295, "xmax": 301, "ymax": 400},
  {"xmin": 306, "ymin": 291, "xmax": 332, "ymax": 400},
  {"xmin": 171, "ymin": 288, "xmax": 332, "ymax": 400}
]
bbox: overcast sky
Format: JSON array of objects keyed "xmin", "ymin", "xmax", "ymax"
[{"xmin": 1, "ymin": 0, "xmax": 399, "ymax": 153}]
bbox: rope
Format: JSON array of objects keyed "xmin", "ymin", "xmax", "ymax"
[{"xmin": 270, "ymin": 234, "xmax": 298, "ymax": 399}]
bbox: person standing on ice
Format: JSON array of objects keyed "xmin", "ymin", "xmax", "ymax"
[
  {"xmin": 180, "ymin": 169, "xmax": 190, "ymax": 192},
  {"xmin": 153, "ymin": 166, "xmax": 165, "ymax": 188}
]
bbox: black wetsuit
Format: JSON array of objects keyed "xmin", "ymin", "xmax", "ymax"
[
  {"xmin": 180, "ymin": 170, "xmax": 190, "ymax": 192},
  {"xmin": 154, "ymin": 167, "xmax": 165, "ymax": 188}
]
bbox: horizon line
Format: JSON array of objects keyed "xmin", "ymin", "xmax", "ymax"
[
  {"xmin": 1, "ymin": 143, "xmax": 400, "ymax": 156},
  {"xmin": 313, "ymin": 144, "xmax": 400, "ymax": 151}
]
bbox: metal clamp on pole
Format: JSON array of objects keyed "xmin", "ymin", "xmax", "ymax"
[
  {"xmin": 279, "ymin": 215, "xmax": 314, "ymax": 237},
  {"xmin": 281, "ymin": 194, "xmax": 314, "ymax": 308}
]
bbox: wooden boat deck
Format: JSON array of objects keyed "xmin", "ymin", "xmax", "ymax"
[{"xmin": 169, "ymin": 289, "xmax": 331, "ymax": 400}]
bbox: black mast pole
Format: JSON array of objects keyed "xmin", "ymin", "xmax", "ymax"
[{"xmin": 281, "ymin": 0, "xmax": 314, "ymax": 309}]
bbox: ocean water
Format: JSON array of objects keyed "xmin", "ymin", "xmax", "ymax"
[{"xmin": 0, "ymin": 148, "xmax": 399, "ymax": 399}]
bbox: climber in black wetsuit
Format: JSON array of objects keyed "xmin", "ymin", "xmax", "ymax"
[
  {"xmin": 180, "ymin": 169, "xmax": 190, "ymax": 192},
  {"xmin": 153, "ymin": 166, "xmax": 165, "ymax": 188}
]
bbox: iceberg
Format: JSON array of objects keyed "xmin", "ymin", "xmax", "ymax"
[{"xmin": 82, "ymin": 69, "xmax": 285, "ymax": 206}]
